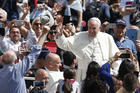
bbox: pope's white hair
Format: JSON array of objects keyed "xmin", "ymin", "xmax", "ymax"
[{"xmin": 88, "ymin": 17, "xmax": 101, "ymax": 27}]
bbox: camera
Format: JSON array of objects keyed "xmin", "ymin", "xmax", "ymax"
[
  {"xmin": 37, "ymin": 4, "xmax": 44, "ymax": 9},
  {"xmin": 14, "ymin": 20, "xmax": 24, "ymax": 27},
  {"xmin": 119, "ymin": 48, "xmax": 130, "ymax": 58},
  {"xmin": 33, "ymin": 81, "xmax": 45, "ymax": 87},
  {"xmin": 0, "ymin": 64, "xmax": 3, "ymax": 69},
  {"xmin": 119, "ymin": 53, "xmax": 130, "ymax": 58},
  {"xmin": 31, "ymin": 81, "xmax": 46, "ymax": 93},
  {"xmin": 0, "ymin": 22, "xmax": 3, "ymax": 28},
  {"xmin": 30, "ymin": 86, "xmax": 48, "ymax": 93},
  {"xmin": 40, "ymin": 15, "xmax": 50, "ymax": 25},
  {"xmin": 0, "ymin": 22, "xmax": 5, "ymax": 36}
]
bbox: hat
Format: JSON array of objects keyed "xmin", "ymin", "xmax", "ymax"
[
  {"xmin": 38, "ymin": 48, "xmax": 51, "ymax": 59},
  {"xmin": 50, "ymin": 25, "xmax": 57, "ymax": 30},
  {"xmin": 116, "ymin": 19, "xmax": 126, "ymax": 27}
]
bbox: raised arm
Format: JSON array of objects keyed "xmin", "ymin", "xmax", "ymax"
[
  {"xmin": 55, "ymin": 19, "xmax": 75, "ymax": 51},
  {"xmin": 15, "ymin": 25, "xmax": 50, "ymax": 76}
]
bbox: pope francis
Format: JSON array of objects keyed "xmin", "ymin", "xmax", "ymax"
[{"xmin": 55, "ymin": 17, "xmax": 121, "ymax": 82}]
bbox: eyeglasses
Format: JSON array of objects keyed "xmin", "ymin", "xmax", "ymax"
[
  {"xmin": 10, "ymin": 31, "xmax": 20, "ymax": 34},
  {"xmin": 34, "ymin": 23, "xmax": 42, "ymax": 26},
  {"xmin": 49, "ymin": 32, "xmax": 57, "ymax": 35}
]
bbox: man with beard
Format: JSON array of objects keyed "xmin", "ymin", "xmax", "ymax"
[{"xmin": 0, "ymin": 26, "xmax": 22, "ymax": 55}]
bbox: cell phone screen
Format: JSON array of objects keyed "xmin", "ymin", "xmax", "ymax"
[
  {"xmin": 119, "ymin": 48, "xmax": 130, "ymax": 58},
  {"xmin": 33, "ymin": 81, "xmax": 45, "ymax": 87},
  {"xmin": 0, "ymin": 28, "xmax": 5, "ymax": 36},
  {"xmin": 15, "ymin": 20, "xmax": 24, "ymax": 27}
]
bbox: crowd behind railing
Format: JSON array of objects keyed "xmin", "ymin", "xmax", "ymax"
[{"xmin": 0, "ymin": 0, "xmax": 140, "ymax": 93}]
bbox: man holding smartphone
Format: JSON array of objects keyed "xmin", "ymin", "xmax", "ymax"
[
  {"xmin": 30, "ymin": 69, "xmax": 49, "ymax": 93},
  {"xmin": 0, "ymin": 25, "xmax": 50, "ymax": 93},
  {"xmin": 113, "ymin": 19, "xmax": 137, "ymax": 55}
]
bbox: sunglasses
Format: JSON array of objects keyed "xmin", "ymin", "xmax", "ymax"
[
  {"xmin": 34, "ymin": 23, "xmax": 42, "ymax": 26},
  {"xmin": 49, "ymin": 32, "xmax": 57, "ymax": 35}
]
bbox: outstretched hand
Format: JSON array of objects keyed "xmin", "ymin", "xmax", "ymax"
[
  {"xmin": 8, "ymin": 19, "xmax": 16, "ymax": 28},
  {"xmin": 37, "ymin": 25, "xmax": 50, "ymax": 46},
  {"xmin": 22, "ymin": 3, "xmax": 30, "ymax": 15},
  {"xmin": 114, "ymin": 52, "xmax": 122, "ymax": 60},
  {"xmin": 126, "ymin": 49, "xmax": 139, "ymax": 72},
  {"xmin": 52, "ymin": 3, "xmax": 63, "ymax": 15},
  {"xmin": 42, "ymin": 25, "xmax": 50, "ymax": 34},
  {"xmin": 126, "ymin": 49, "xmax": 134, "ymax": 60},
  {"xmin": 24, "ymin": 20, "xmax": 31, "ymax": 30},
  {"xmin": 56, "ymin": 15, "xmax": 63, "ymax": 36}
]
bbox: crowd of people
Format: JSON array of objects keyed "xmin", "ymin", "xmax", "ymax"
[{"xmin": 0, "ymin": 0, "xmax": 140, "ymax": 93}]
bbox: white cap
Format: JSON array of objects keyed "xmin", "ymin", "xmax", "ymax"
[{"xmin": 89, "ymin": 17, "xmax": 101, "ymax": 26}]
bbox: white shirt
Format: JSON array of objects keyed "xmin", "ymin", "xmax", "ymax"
[
  {"xmin": 17, "ymin": 0, "xmax": 30, "ymax": 22},
  {"xmin": 0, "ymin": 36, "xmax": 21, "ymax": 54},
  {"xmin": 120, "ymin": 0, "xmax": 134, "ymax": 28},
  {"xmin": 30, "ymin": 8, "xmax": 52, "ymax": 20}
]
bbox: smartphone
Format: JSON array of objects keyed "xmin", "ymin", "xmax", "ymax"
[
  {"xmin": 0, "ymin": 22, "xmax": 4, "ymax": 28},
  {"xmin": 0, "ymin": 28, "xmax": 5, "ymax": 36},
  {"xmin": 119, "ymin": 53, "xmax": 130, "ymax": 58},
  {"xmin": 106, "ymin": 23, "xmax": 116, "ymax": 29},
  {"xmin": 119, "ymin": 48, "xmax": 130, "ymax": 58},
  {"xmin": 33, "ymin": 81, "xmax": 45, "ymax": 87},
  {"xmin": 0, "ymin": 64, "xmax": 3, "ymax": 69},
  {"xmin": 14, "ymin": 20, "xmax": 24, "ymax": 27},
  {"xmin": 37, "ymin": 4, "xmax": 44, "ymax": 9}
]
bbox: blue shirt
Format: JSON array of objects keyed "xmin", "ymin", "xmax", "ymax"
[
  {"xmin": 114, "ymin": 37, "xmax": 137, "ymax": 54},
  {"xmin": 99, "ymin": 62, "xmax": 115, "ymax": 93},
  {"xmin": 0, "ymin": 45, "xmax": 42, "ymax": 93},
  {"xmin": 101, "ymin": 2, "xmax": 110, "ymax": 23},
  {"xmin": 99, "ymin": 62, "xmax": 140, "ymax": 93}
]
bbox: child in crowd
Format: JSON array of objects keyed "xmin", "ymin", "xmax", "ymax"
[{"xmin": 57, "ymin": 68, "xmax": 80, "ymax": 93}]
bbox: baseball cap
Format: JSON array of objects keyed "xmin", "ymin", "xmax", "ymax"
[
  {"xmin": 38, "ymin": 48, "xmax": 51, "ymax": 59},
  {"xmin": 116, "ymin": 19, "xmax": 126, "ymax": 27}
]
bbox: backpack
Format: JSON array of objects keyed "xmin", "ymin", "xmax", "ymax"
[
  {"xmin": 130, "ymin": 11, "xmax": 140, "ymax": 25},
  {"xmin": 130, "ymin": 0, "xmax": 140, "ymax": 25},
  {"xmin": 83, "ymin": 1, "xmax": 103, "ymax": 22}
]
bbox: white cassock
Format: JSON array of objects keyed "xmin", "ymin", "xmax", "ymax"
[{"xmin": 55, "ymin": 31, "xmax": 121, "ymax": 82}]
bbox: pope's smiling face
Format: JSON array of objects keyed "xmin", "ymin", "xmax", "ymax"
[{"xmin": 88, "ymin": 19, "xmax": 101, "ymax": 38}]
